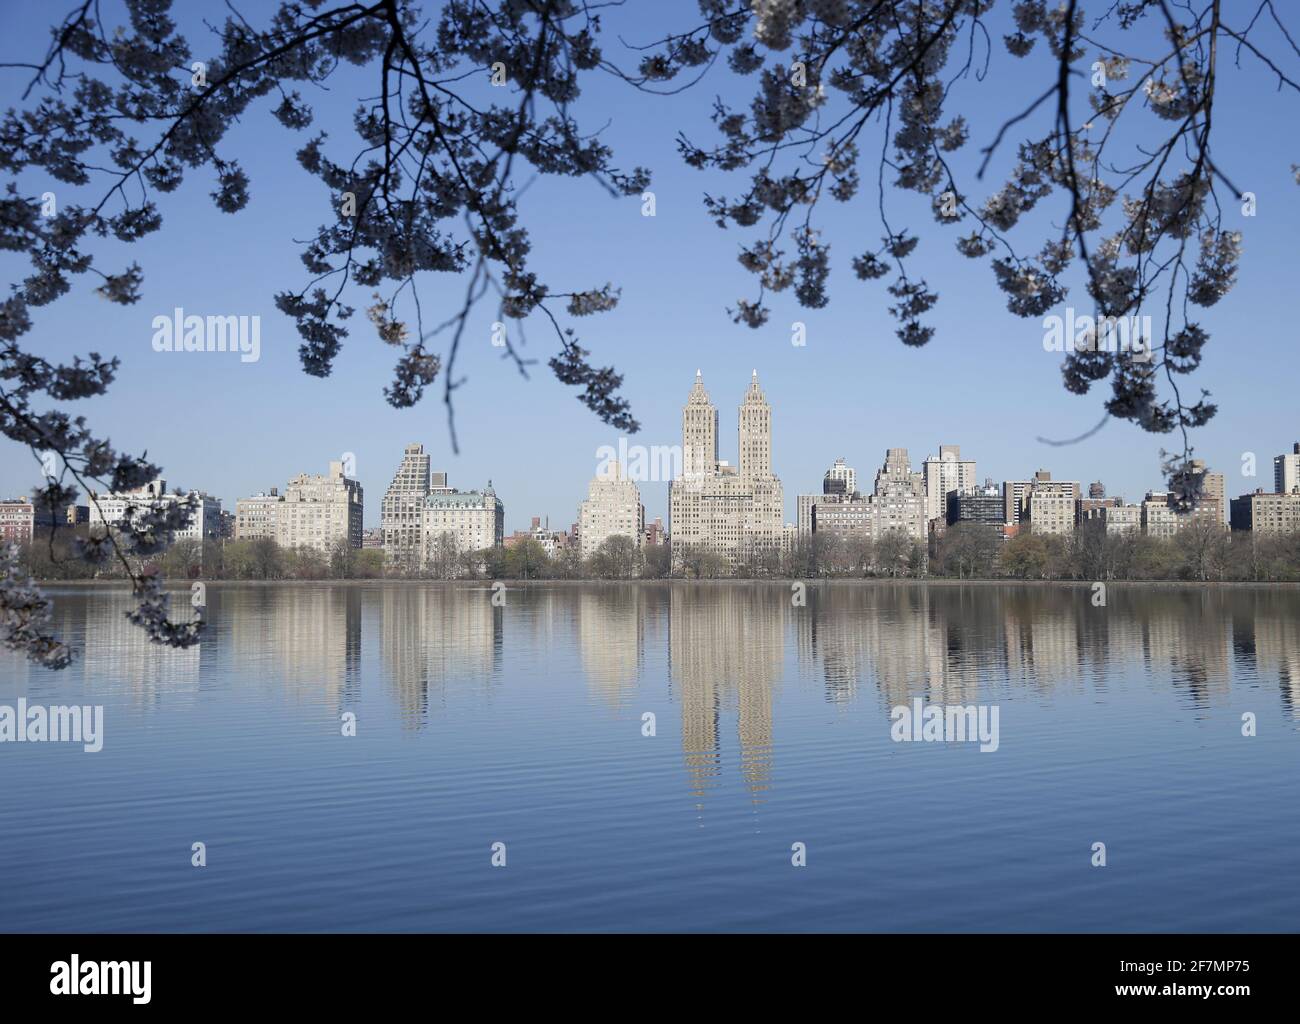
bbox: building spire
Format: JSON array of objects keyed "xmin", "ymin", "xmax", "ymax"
[{"xmin": 687, "ymin": 368, "xmax": 712, "ymax": 405}]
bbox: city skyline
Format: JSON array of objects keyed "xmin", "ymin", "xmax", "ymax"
[{"xmin": 16, "ymin": 382, "xmax": 1293, "ymax": 539}]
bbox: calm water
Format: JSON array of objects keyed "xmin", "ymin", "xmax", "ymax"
[{"xmin": 1, "ymin": 581, "xmax": 1297, "ymax": 932}]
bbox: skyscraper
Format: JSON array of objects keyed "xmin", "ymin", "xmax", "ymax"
[
  {"xmin": 738, "ymin": 371, "xmax": 773, "ymax": 479},
  {"xmin": 382, "ymin": 443, "xmax": 431, "ymax": 570},
  {"xmin": 669, "ymin": 371, "xmax": 784, "ymax": 570},
  {"xmin": 876, "ymin": 449, "xmax": 925, "ymax": 500},
  {"xmin": 1187, "ymin": 458, "xmax": 1226, "ymax": 525},
  {"xmin": 870, "ymin": 449, "xmax": 926, "ymax": 541},
  {"xmin": 381, "ymin": 443, "xmax": 503, "ymax": 572},
  {"xmin": 1004, "ymin": 470, "xmax": 1079, "ymax": 526},
  {"xmin": 681, "ymin": 370, "xmax": 719, "ymax": 480},
  {"xmin": 1022, "ymin": 470, "xmax": 1080, "ymax": 536}
]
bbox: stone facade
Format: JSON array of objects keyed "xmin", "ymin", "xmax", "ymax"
[
  {"xmin": 1142, "ymin": 492, "xmax": 1179, "ymax": 539},
  {"xmin": 1097, "ymin": 504, "xmax": 1141, "ymax": 535},
  {"xmin": 235, "ymin": 490, "xmax": 280, "ymax": 540},
  {"xmin": 381, "ymin": 443, "xmax": 432, "ymax": 570},
  {"xmin": 421, "ymin": 484, "xmax": 504, "ymax": 565},
  {"xmin": 276, "ymin": 462, "xmax": 363, "ymax": 553},
  {"xmin": 578, "ymin": 461, "xmax": 644, "ymax": 560}
]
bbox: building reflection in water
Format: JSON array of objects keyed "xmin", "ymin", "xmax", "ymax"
[
  {"xmin": 7, "ymin": 583, "xmax": 1298, "ymax": 776},
  {"xmin": 1230, "ymin": 589, "xmax": 1300, "ymax": 717},
  {"xmin": 668, "ymin": 584, "xmax": 784, "ymax": 808},
  {"xmin": 577, "ymin": 586, "xmax": 649, "ymax": 709},
  {"xmin": 76, "ymin": 586, "xmax": 204, "ymax": 704},
  {"xmin": 224, "ymin": 585, "xmax": 361, "ymax": 708},
  {"xmin": 380, "ymin": 584, "xmax": 502, "ymax": 728}
]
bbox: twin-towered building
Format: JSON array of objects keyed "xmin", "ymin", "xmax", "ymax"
[{"xmin": 668, "ymin": 371, "xmax": 785, "ymax": 569}]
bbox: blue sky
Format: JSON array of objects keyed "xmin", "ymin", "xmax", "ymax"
[{"xmin": 1, "ymin": 1, "xmax": 1296, "ymax": 530}]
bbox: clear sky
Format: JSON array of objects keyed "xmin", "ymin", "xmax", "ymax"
[{"xmin": 2, "ymin": 1, "xmax": 1296, "ymax": 530}]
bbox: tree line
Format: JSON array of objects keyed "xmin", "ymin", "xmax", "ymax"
[{"xmin": 18, "ymin": 522, "xmax": 1300, "ymax": 584}]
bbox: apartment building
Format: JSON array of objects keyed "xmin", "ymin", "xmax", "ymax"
[
  {"xmin": 88, "ymin": 478, "xmax": 223, "ymax": 544},
  {"xmin": 578, "ymin": 461, "xmax": 644, "ymax": 560},
  {"xmin": 922, "ymin": 444, "xmax": 977, "ymax": 524},
  {"xmin": 668, "ymin": 371, "xmax": 784, "ymax": 569},
  {"xmin": 276, "ymin": 462, "xmax": 364, "ymax": 554},
  {"xmin": 1231, "ymin": 490, "xmax": 1300, "ymax": 534}
]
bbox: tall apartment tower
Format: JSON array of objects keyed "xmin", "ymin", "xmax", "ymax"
[
  {"xmin": 922, "ymin": 444, "xmax": 976, "ymax": 522},
  {"xmin": 872, "ymin": 449, "xmax": 926, "ymax": 541},
  {"xmin": 382, "ymin": 442, "xmax": 431, "ymax": 570},
  {"xmin": 1019, "ymin": 470, "xmax": 1082, "ymax": 535},
  {"xmin": 682, "ymin": 370, "xmax": 719, "ymax": 479},
  {"xmin": 669, "ymin": 371, "xmax": 784, "ymax": 569},
  {"xmin": 876, "ymin": 449, "xmax": 924, "ymax": 498},
  {"xmin": 1275, "ymin": 443, "xmax": 1300, "ymax": 495},
  {"xmin": 738, "ymin": 370, "xmax": 772, "ymax": 479}
]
